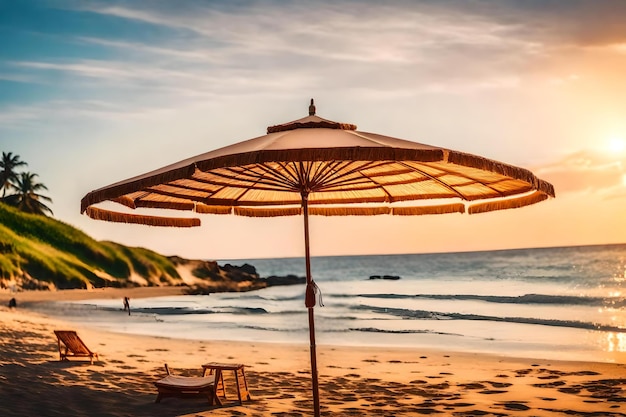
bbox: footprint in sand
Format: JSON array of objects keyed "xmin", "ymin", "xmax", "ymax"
[
  {"xmin": 479, "ymin": 389, "xmax": 508, "ymax": 395},
  {"xmin": 458, "ymin": 382, "xmax": 485, "ymax": 390},
  {"xmin": 533, "ymin": 380, "xmax": 566, "ymax": 388},
  {"xmin": 572, "ymin": 370, "xmax": 600, "ymax": 376},
  {"xmin": 427, "ymin": 382, "xmax": 450, "ymax": 390},
  {"xmin": 557, "ymin": 386, "xmax": 581, "ymax": 394},
  {"xmin": 515, "ymin": 368, "xmax": 533, "ymax": 376},
  {"xmin": 410, "ymin": 379, "xmax": 428, "ymax": 384},
  {"xmin": 488, "ymin": 381, "xmax": 512, "ymax": 388},
  {"xmin": 455, "ymin": 410, "xmax": 490, "ymax": 416},
  {"xmin": 445, "ymin": 402, "xmax": 475, "ymax": 408},
  {"xmin": 500, "ymin": 401, "xmax": 530, "ymax": 411}
]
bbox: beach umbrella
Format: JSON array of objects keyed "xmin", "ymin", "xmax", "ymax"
[{"xmin": 81, "ymin": 99, "xmax": 555, "ymax": 416}]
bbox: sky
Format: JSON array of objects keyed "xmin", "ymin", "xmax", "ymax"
[{"xmin": 1, "ymin": 0, "xmax": 626, "ymax": 261}]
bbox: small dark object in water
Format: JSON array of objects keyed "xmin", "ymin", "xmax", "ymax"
[
  {"xmin": 369, "ymin": 275, "xmax": 401, "ymax": 280},
  {"xmin": 8, "ymin": 298, "xmax": 16, "ymax": 308}
]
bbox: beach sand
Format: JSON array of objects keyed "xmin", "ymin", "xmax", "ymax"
[{"xmin": 2, "ymin": 287, "xmax": 626, "ymax": 416}]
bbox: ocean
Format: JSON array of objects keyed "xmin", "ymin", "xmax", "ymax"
[{"xmin": 34, "ymin": 244, "xmax": 626, "ymax": 363}]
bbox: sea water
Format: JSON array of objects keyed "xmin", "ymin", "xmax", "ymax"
[{"xmin": 34, "ymin": 244, "xmax": 626, "ymax": 362}]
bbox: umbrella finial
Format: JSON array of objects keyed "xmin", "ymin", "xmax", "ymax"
[{"xmin": 309, "ymin": 98, "xmax": 316, "ymax": 116}]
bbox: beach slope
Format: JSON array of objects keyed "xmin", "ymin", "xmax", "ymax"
[{"xmin": 1, "ymin": 289, "xmax": 626, "ymax": 416}]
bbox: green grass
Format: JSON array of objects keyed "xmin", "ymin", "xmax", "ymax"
[{"xmin": 0, "ymin": 202, "xmax": 184, "ymax": 289}]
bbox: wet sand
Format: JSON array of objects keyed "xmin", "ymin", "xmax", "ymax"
[{"xmin": 1, "ymin": 287, "xmax": 626, "ymax": 416}]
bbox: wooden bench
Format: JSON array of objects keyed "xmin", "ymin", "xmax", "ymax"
[{"xmin": 154, "ymin": 364, "xmax": 217, "ymax": 404}]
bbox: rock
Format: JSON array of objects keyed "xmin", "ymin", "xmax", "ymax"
[
  {"xmin": 369, "ymin": 275, "xmax": 401, "ymax": 280},
  {"xmin": 265, "ymin": 275, "xmax": 306, "ymax": 286}
]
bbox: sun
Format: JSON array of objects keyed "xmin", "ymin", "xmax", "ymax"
[{"xmin": 608, "ymin": 136, "xmax": 626, "ymax": 153}]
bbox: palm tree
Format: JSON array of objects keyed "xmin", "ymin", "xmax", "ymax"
[
  {"xmin": 0, "ymin": 152, "xmax": 27, "ymax": 198},
  {"xmin": 3, "ymin": 172, "xmax": 53, "ymax": 216}
]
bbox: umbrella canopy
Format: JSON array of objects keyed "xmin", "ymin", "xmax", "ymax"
[
  {"xmin": 81, "ymin": 99, "xmax": 555, "ymax": 416},
  {"xmin": 81, "ymin": 100, "xmax": 554, "ymax": 223}
]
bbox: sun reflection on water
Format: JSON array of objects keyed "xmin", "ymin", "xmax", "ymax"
[{"xmin": 606, "ymin": 332, "xmax": 626, "ymax": 352}]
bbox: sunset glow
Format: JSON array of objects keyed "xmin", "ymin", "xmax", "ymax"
[
  {"xmin": 608, "ymin": 136, "xmax": 626, "ymax": 154},
  {"xmin": 2, "ymin": 1, "xmax": 626, "ymax": 259}
]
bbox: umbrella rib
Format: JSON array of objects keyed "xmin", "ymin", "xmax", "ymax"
[
  {"xmin": 297, "ymin": 161, "xmax": 315, "ymax": 192},
  {"xmin": 213, "ymin": 164, "xmax": 300, "ymax": 204},
  {"xmin": 310, "ymin": 160, "xmax": 383, "ymax": 191},
  {"xmin": 218, "ymin": 165, "xmax": 299, "ymax": 189},
  {"xmin": 311, "ymin": 160, "xmax": 366, "ymax": 188},
  {"xmin": 419, "ymin": 161, "xmax": 524, "ymax": 198},
  {"xmin": 142, "ymin": 188, "xmax": 210, "ymax": 204},
  {"xmin": 312, "ymin": 160, "xmax": 422, "ymax": 191},
  {"xmin": 195, "ymin": 169, "xmax": 296, "ymax": 192},
  {"xmin": 394, "ymin": 161, "xmax": 470, "ymax": 200},
  {"xmin": 167, "ymin": 181, "xmax": 221, "ymax": 195},
  {"xmin": 254, "ymin": 163, "xmax": 301, "ymax": 191}
]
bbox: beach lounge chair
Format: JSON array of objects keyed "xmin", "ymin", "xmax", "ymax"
[
  {"xmin": 154, "ymin": 364, "xmax": 218, "ymax": 404},
  {"xmin": 53, "ymin": 330, "xmax": 99, "ymax": 364}
]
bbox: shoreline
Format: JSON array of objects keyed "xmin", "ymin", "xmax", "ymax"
[
  {"xmin": 2, "ymin": 287, "xmax": 626, "ymax": 415},
  {"xmin": 0, "ymin": 286, "xmax": 188, "ymax": 304}
]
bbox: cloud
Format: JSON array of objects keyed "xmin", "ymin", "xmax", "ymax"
[
  {"xmin": 428, "ymin": 0, "xmax": 626, "ymax": 47},
  {"xmin": 10, "ymin": 0, "xmax": 616, "ymax": 118},
  {"xmin": 5, "ymin": 1, "xmax": 625, "ymax": 147},
  {"xmin": 535, "ymin": 150, "xmax": 626, "ymax": 198}
]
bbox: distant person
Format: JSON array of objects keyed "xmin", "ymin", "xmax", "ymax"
[
  {"xmin": 123, "ymin": 297, "xmax": 131, "ymax": 315},
  {"xmin": 8, "ymin": 298, "xmax": 16, "ymax": 308}
]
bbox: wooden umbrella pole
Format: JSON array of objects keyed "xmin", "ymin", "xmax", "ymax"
[{"xmin": 302, "ymin": 192, "xmax": 321, "ymax": 417}]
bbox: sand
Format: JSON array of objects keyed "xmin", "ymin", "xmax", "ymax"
[{"xmin": 1, "ymin": 287, "xmax": 626, "ymax": 416}]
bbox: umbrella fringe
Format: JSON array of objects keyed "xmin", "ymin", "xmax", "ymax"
[
  {"xmin": 448, "ymin": 151, "xmax": 556, "ymax": 197},
  {"xmin": 468, "ymin": 191, "xmax": 549, "ymax": 214},
  {"xmin": 135, "ymin": 200, "xmax": 195, "ymax": 211},
  {"xmin": 80, "ymin": 165, "xmax": 196, "ymax": 213},
  {"xmin": 392, "ymin": 204, "xmax": 465, "ymax": 216},
  {"xmin": 85, "ymin": 207, "xmax": 201, "ymax": 227},
  {"xmin": 309, "ymin": 207, "xmax": 391, "ymax": 216},
  {"xmin": 234, "ymin": 207, "xmax": 302, "ymax": 217},
  {"xmin": 195, "ymin": 204, "xmax": 233, "ymax": 215}
]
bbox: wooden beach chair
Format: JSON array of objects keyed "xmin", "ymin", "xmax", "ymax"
[
  {"xmin": 154, "ymin": 364, "xmax": 218, "ymax": 404},
  {"xmin": 53, "ymin": 330, "xmax": 99, "ymax": 364}
]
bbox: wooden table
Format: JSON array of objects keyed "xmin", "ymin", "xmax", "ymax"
[{"xmin": 202, "ymin": 362, "xmax": 251, "ymax": 405}]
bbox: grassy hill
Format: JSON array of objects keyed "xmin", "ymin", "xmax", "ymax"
[
  {"xmin": 0, "ymin": 203, "xmax": 185, "ymax": 290},
  {"xmin": 0, "ymin": 203, "xmax": 305, "ymax": 292}
]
